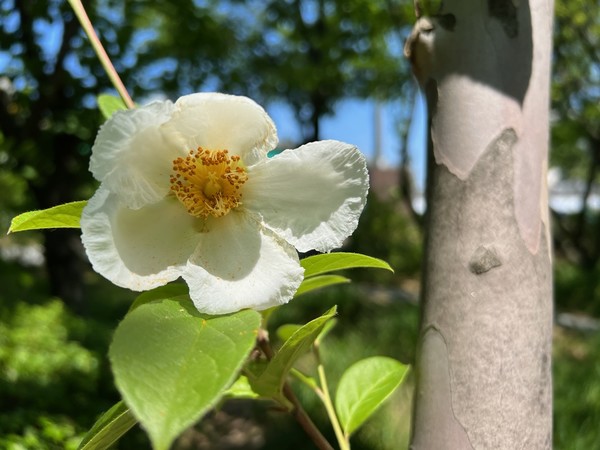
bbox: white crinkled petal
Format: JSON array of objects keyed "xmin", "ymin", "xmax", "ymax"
[
  {"xmin": 182, "ymin": 211, "xmax": 304, "ymax": 315},
  {"xmin": 81, "ymin": 187, "xmax": 201, "ymax": 291},
  {"xmin": 161, "ymin": 92, "xmax": 278, "ymax": 166},
  {"xmin": 90, "ymin": 101, "xmax": 183, "ymax": 209},
  {"xmin": 243, "ymin": 140, "xmax": 369, "ymax": 253}
]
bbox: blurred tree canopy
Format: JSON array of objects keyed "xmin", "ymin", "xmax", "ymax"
[
  {"xmin": 551, "ymin": 0, "xmax": 600, "ymax": 269},
  {"xmin": 550, "ymin": 0, "xmax": 600, "ymax": 314},
  {"xmin": 0, "ymin": 0, "xmax": 410, "ymax": 309},
  {"xmin": 216, "ymin": 0, "xmax": 413, "ymax": 141}
]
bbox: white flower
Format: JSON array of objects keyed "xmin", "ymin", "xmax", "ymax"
[{"xmin": 81, "ymin": 93, "xmax": 368, "ymax": 315}]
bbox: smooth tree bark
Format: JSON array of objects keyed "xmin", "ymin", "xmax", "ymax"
[{"xmin": 405, "ymin": 1, "xmax": 553, "ymax": 448}]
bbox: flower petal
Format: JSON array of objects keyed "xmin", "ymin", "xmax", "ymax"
[
  {"xmin": 81, "ymin": 188, "xmax": 201, "ymax": 291},
  {"xmin": 182, "ymin": 211, "xmax": 303, "ymax": 315},
  {"xmin": 243, "ymin": 140, "xmax": 369, "ymax": 253},
  {"xmin": 162, "ymin": 93, "xmax": 278, "ymax": 166},
  {"xmin": 90, "ymin": 101, "xmax": 182, "ymax": 209}
]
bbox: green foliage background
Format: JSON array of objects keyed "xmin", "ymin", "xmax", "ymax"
[{"xmin": 1, "ymin": 0, "xmax": 600, "ymax": 448}]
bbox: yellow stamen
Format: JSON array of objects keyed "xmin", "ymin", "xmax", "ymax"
[{"xmin": 170, "ymin": 147, "xmax": 248, "ymax": 218}]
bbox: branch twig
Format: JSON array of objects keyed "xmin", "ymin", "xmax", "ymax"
[
  {"xmin": 256, "ymin": 329, "xmax": 335, "ymax": 450},
  {"xmin": 67, "ymin": 0, "xmax": 135, "ymax": 109}
]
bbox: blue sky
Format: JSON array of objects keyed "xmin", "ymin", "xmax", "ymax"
[{"xmin": 267, "ymin": 95, "xmax": 428, "ymax": 190}]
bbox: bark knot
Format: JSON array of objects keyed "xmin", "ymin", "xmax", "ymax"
[{"xmin": 469, "ymin": 245, "xmax": 502, "ymax": 274}]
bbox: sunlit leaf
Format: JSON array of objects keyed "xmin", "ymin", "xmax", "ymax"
[
  {"xmin": 98, "ymin": 94, "xmax": 127, "ymax": 120},
  {"xmin": 249, "ymin": 306, "xmax": 337, "ymax": 402},
  {"xmin": 8, "ymin": 201, "xmax": 87, "ymax": 233},
  {"xmin": 277, "ymin": 319, "xmax": 337, "ymax": 346},
  {"xmin": 295, "ymin": 274, "xmax": 350, "ymax": 297},
  {"xmin": 77, "ymin": 401, "xmax": 137, "ymax": 450},
  {"xmin": 109, "ymin": 298, "xmax": 261, "ymax": 450},
  {"xmin": 301, "ymin": 252, "xmax": 393, "ymax": 278},
  {"xmin": 128, "ymin": 283, "xmax": 189, "ymax": 312},
  {"xmin": 335, "ymin": 356, "xmax": 409, "ymax": 437}
]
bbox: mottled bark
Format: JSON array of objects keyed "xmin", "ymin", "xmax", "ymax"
[{"xmin": 405, "ymin": 1, "xmax": 554, "ymax": 448}]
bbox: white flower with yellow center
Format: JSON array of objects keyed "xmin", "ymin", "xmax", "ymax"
[{"xmin": 81, "ymin": 93, "xmax": 368, "ymax": 315}]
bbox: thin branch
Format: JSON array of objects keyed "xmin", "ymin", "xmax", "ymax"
[
  {"xmin": 67, "ymin": 0, "xmax": 135, "ymax": 109},
  {"xmin": 315, "ymin": 361, "xmax": 349, "ymax": 450},
  {"xmin": 282, "ymin": 383, "xmax": 335, "ymax": 450},
  {"xmin": 256, "ymin": 329, "xmax": 335, "ymax": 450}
]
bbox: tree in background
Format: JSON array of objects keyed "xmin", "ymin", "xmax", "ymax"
[
  {"xmin": 405, "ymin": 0, "xmax": 553, "ymax": 447},
  {"xmin": 549, "ymin": 0, "xmax": 600, "ymax": 310},
  {"xmin": 219, "ymin": 0, "xmax": 412, "ymax": 142}
]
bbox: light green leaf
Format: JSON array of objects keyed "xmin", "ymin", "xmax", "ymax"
[
  {"xmin": 315, "ymin": 318, "xmax": 337, "ymax": 346},
  {"xmin": 249, "ymin": 306, "xmax": 337, "ymax": 402},
  {"xmin": 8, "ymin": 201, "xmax": 87, "ymax": 233},
  {"xmin": 128, "ymin": 283, "xmax": 189, "ymax": 312},
  {"xmin": 301, "ymin": 252, "xmax": 393, "ymax": 278},
  {"xmin": 276, "ymin": 323, "xmax": 302, "ymax": 343},
  {"xmin": 109, "ymin": 298, "xmax": 261, "ymax": 450},
  {"xmin": 335, "ymin": 356, "xmax": 409, "ymax": 437},
  {"xmin": 77, "ymin": 401, "xmax": 137, "ymax": 450},
  {"xmin": 277, "ymin": 319, "xmax": 337, "ymax": 346},
  {"xmin": 295, "ymin": 274, "xmax": 350, "ymax": 297},
  {"xmin": 290, "ymin": 368, "xmax": 319, "ymax": 390},
  {"xmin": 223, "ymin": 375, "xmax": 260, "ymax": 400},
  {"xmin": 98, "ymin": 94, "xmax": 127, "ymax": 119}
]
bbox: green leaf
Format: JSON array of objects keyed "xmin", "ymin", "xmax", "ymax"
[
  {"xmin": 249, "ymin": 306, "xmax": 337, "ymax": 402},
  {"xmin": 290, "ymin": 368, "xmax": 319, "ymax": 390},
  {"xmin": 77, "ymin": 401, "xmax": 137, "ymax": 450},
  {"xmin": 315, "ymin": 318, "xmax": 337, "ymax": 346},
  {"xmin": 98, "ymin": 94, "xmax": 127, "ymax": 119},
  {"xmin": 128, "ymin": 283, "xmax": 189, "ymax": 312},
  {"xmin": 301, "ymin": 252, "xmax": 393, "ymax": 278},
  {"xmin": 335, "ymin": 356, "xmax": 409, "ymax": 437},
  {"xmin": 8, "ymin": 201, "xmax": 87, "ymax": 233},
  {"xmin": 295, "ymin": 274, "xmax": 350, "ymax": 297},
  {"xmin": 109, "ymin": 298, "xmax": 261, "ymax": 450},
  {"xmin": 223, "ymin": 375, "xmax": 260, "ymax": 400},
  {"xmin": 276, "ymin": 324, "xmax": 302, "ymax": 343},
  {"xmin": 277, "ymin": 319, "xmax": 337, "ymax": 346}
]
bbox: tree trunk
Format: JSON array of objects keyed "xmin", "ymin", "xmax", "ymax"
[
  {"xmin": 31, "ymin": 132, "xmax": 88, "ymax": 313},
  {"xmin": 405, "ymin": 1, "xmax": 553, "ymax": 448}
]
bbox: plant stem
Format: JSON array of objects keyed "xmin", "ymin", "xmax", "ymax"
[
  {"xmin": 316, "ymin": 358, "xmax": 350, "ymax": 450},
  {"xmin": 282, "ymin": 383, "xmax": 335, "ymax": 450},
  {"xmin": 256, "ymin": 329, "xmax": 334, "ymax": 450},
  {"xmin": 67, "ymin": 0, "xmax": 135, "ymax": 109}
]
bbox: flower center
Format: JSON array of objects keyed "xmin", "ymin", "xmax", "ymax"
[{"xmin": 170, "ymin": 147, "xmax": 248, "ymax": 218}]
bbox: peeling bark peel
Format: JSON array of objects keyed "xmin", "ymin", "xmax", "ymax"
[
  {"xmin": 413, "ymin": 126, "xmax": 553, "ymax": 449},
  {"xmin": 407, "ymin": 0, "xmax": 553, "ymax": 254},
  {"xmin": 408, "ymin": 1, "xmax": 554, "ymax": 448}
]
